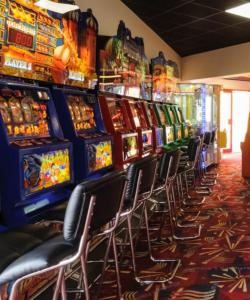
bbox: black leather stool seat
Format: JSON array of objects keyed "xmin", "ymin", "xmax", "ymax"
[
  {"xmin": 0, "ymin": 235, "xmax": 75, "ymax": 285},
  {"xmin": 0, "ymin": 171, "xmax": 127, "ymax": 297},
  {"xmin": 0, "ymin": 223, "xmax": 58, "ymax": 284}
]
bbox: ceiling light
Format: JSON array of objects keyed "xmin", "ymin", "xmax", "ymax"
[
  {"xmin": 35, "ymin": 0, "xmax": 79, "ymax": 14},
  {"xmin": 226, "ymin": 3, "xmax": 250, "ymax": 19}
]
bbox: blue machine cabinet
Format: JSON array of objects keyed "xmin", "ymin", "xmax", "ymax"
[
  {"xmin": 51, "ymin": 87, "xmax": 113, "ymax": 182},
  {"xmin": 0, "ymin": 81, "xmax": 74, "ymax": 227}
]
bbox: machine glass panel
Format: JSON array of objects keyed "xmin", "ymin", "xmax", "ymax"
[
  {"xmin": 143, "ymin": 103, "xmax": 153, "ymax": 126},
  {"xmin": 107, "ymin": 100, "xmax": 126, "ymax": 131},
  {"xmin": 156, "ymin": 127, "xmax": 164, "ymax": 147},
  {"xmin": 159, "ymin": 106, "xmax": 168, "ymax": 125},
  {"xmin": 87, "ymin": 140, "xmax": 113, "ymax": 172},
  {"xmin": 169, "ymin": 108, "xmax": 177, "ymax": 124},
  {"xmin": 142, "ymin": 130, "xmax": 153, "ymax": 151},
  {"xmin": 122, "ymin": 135, "xmax": 138, "ymax": 160},
  {"xmin": 177, "ymin": 109, "xmax": 184, "ymax": 123},
  {"xmin": 67, "ymin": 95, "xmax": 96, "ymax": 132},
  {"xmin": 0, "ymin": 88, "xmax": 50, "ymax": 140},
  {"xmin": 130, "ymin": 103, "xmax": 147, "ymax": 128},
  {"xmin": 23, "ymin": 147, "xmax": 71, "ymax": 196}
]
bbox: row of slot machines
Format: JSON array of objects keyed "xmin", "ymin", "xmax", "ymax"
[{"xmin": 0, "ymin": 80, "xmax": 189, "ymax": 228}]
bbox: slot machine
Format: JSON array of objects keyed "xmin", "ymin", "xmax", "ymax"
[
  {"xmin": 174, "ymin": 105, "xmax": 189, "ymax": 141},
  {"xmin": 164, "ymin": 104, "xmax": 182, "ymax": 144},
  {"xmin": 124, "ymin": 98, "xmax": 154, "ymax": 157},
  {"xmin": 98, "ymin": 93, "xmax": 139, "ymax": 169},
  {"xmin": 48, "ymin": 10, "xmax": 114, "ymax": 181},
  {"xmin": 52, "ymin": 87, "xmax": 113, "ymax": 181},
  {"xmin": 141, "ymin": 101, "xmax": 164, "ymax": 153},
  {"xmin": 153, "ymin": 103, "xmax": 175, "ymax": 149},
  {"xmin": 0, "ymin": 81, "xmax": 73, "ymax": 227}
]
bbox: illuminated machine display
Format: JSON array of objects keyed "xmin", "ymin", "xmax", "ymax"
[
  {"xmin": 152, "ymin": 51, "xmax": 179, "ymax": 103},
  {"xmin": 153, "ymin": 103, "xmax": 174, "ymax": 148},
  {"xmin": 0, "ymin": 82, "xmax": 73, "ymax": 226},
  {"xmin": 98, "ymin": 21, "xmax": 154, "ymax": 167},
  {"xmin": 174, "ymin": 104, "xmax": 189, "ymax": 140},
  {"xmin": 0, "ymin": 0, "xmax": 107, "ymax": 225},
  {"xmin": 0, "ymin": 1, "xmax": 97, "ymax": 88},
  {"xmin": 175, "ymin": 84, "xmax": 220, "ymax": 165},
  {"xmin": 51, "ymin": 10, "xmax": 113, "ymax": 181},
  {"xmin": 53, "ymin": 88, "xmax": 113, "ymax": 180},
  {"xmin": 176, "ymin": 84, "xmax": 219, "ymax": 134},
  {"xmin": 142, "ymin": 101, "xmax": 164, "ymax": 153},
  {"xmin": 124, "ymin": 98, "xmax": 153, "ymax": 157},
  {"xmin": 165, "ymin": 104, "xmax": 183, "ymax": 143},
  {"xmin": 98, "ymin": 94, "xmax": 138, "ymax": 169}
]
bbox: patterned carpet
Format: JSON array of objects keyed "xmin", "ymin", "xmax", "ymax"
[{"xmin": 96, "ymin": 153, "xmax": 250, "ymax": 300}]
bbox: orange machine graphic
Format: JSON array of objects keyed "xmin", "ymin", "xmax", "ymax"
[{"xmin": 0, "ymin": 0, "xmax": 98, "ymax": 88}]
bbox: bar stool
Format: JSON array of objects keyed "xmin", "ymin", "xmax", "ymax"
[
  {"xmin": 165, "ymin": 149, "xmax": 202, "ymax": 240},
  {"xmin": 0, "ymin": 171, "xmax": 127, "ymax": 300},
  {"xmin": 178, "ymin": 137, "xmax": 206, "ymax": 205},
  {"xmin": 118, "ymin": 155, "xmax": 181, "ymax": 284},
  {"xmin": 201, "ymin": 131, "xmax": 217, "ymax": 186}
]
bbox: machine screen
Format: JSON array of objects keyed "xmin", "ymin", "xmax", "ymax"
[
  {"xmin": 156, "ymin": 127, "xmax": 163, "ymax": 147},
  {"xmin": 107, "ymin": 100, "xmax": 126, "ymax": 131},
  {"xmin": 130, "ymin": 103, "xmax": 147, "ymax": 128},
  {"xmin": 0, "ymin": 89, "xmax": 50, "ymax": 139},
  {"xmin": 67, "ymin": 95, "xmax": 96, "ymax": 132},
  {"xmin": 23, "ymin": 148, "xmax": 71, "ymax": 196},
  {"xmin": 177, "ymin": 127, "xmax": 182, "ymax": 140},
  {"xmin": 142, "ymin": 130, "xmax": 153, "ymax": 151},
  {"xmin": 123, "ymin": 135, "xmax": 138, "ymax": 160},
  {"xmin": 166, "ymin": 127, "xmax": 174, "ymax": 144},
  {"xmin": 87, "ymin": 140, "xmax": 112, "ymax": 172}
]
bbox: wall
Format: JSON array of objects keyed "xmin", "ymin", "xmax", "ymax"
[
  {"xmin": 189, "ymin": 77, "xmax": 250, "ymax": 91},
  {"xmin": 76, "ymin": 0, "xmax": 181, "ymax": 68},
  {"xmin": 182, "ymin": 42, "xmax": 250, "ymax": 81}
]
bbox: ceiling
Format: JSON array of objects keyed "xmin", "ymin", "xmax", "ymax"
[{"xmin": 122, "ymin": 0, "xmax": 250, "ymax": 57}]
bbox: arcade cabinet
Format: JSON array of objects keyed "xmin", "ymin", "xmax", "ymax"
[
  {"xmin": 172, "ymin": 104, "xmax": 189, "ymax": 143},
  {"xmin": 142, "ymin": 101, "xmax": 164, "ymax": 153},
  {"xmin": 0, "ymin": 82, "xmax": 73, "ymax": 227},
  {"xmin": 164, "ymin": 104, "xmax": 182, "ymax": 144},
  {"xmin": 177, "ymin": 106, "xmax": 189, "ymax": 139},
  {"xmin": 98, "ymin": 94, "xmax": 139, "ymax": 169},
  {"xmin": 124, "ymin": 98, "xmax": 153, "ymax": 157},
  {"xmin": 50, "ymin": 10, "xmax": 113, "ymax": 182},
  {"xmin": 52, "ymin": 88, "xmax": 113, "ymax": 181},
  {"xmin": 153, "ymin": 103, "xmax": 175, "ymax": 149}
]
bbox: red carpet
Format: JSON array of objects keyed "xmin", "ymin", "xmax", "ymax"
[{"xmin": 97, "ymin": 153, "xmax": 250, "ymax": 300}]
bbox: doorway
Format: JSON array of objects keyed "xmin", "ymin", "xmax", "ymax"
[
  {"xmin": 220, "ymin": 90, "xmax": 250, "ymax": 154},
  {"xmin": 232, "ymin": 91, "xmax": 250, "ymax": 152},
  {"xmin": 220, "ymin": 90, "xmax": 232, "ymax": 153}
]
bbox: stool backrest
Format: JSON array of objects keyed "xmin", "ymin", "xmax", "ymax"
[
  {"xmin": 125, "ymin": 156, "xmax": 158, "ymax": 206},
  {"xmin": 204, "ymin": 131, "xmax": 211, "ymax": 145},
  {"xmin": 63, "ymin": 172, "xmax": 127, "ymax": 243},
  {"xmin": 210, "ymin": 129, "xmax": 216, "ymax": 144},
  {"xmin": 158, "ymin": 150, "xmax": 175, "ymax": 182},
  {"xmin": 189, "ymin": 137, "xmax": 201, "ymax": 162},
  {"xmin": 169, "ymin": 149, "xmax": 182, "ymax": 178}
]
